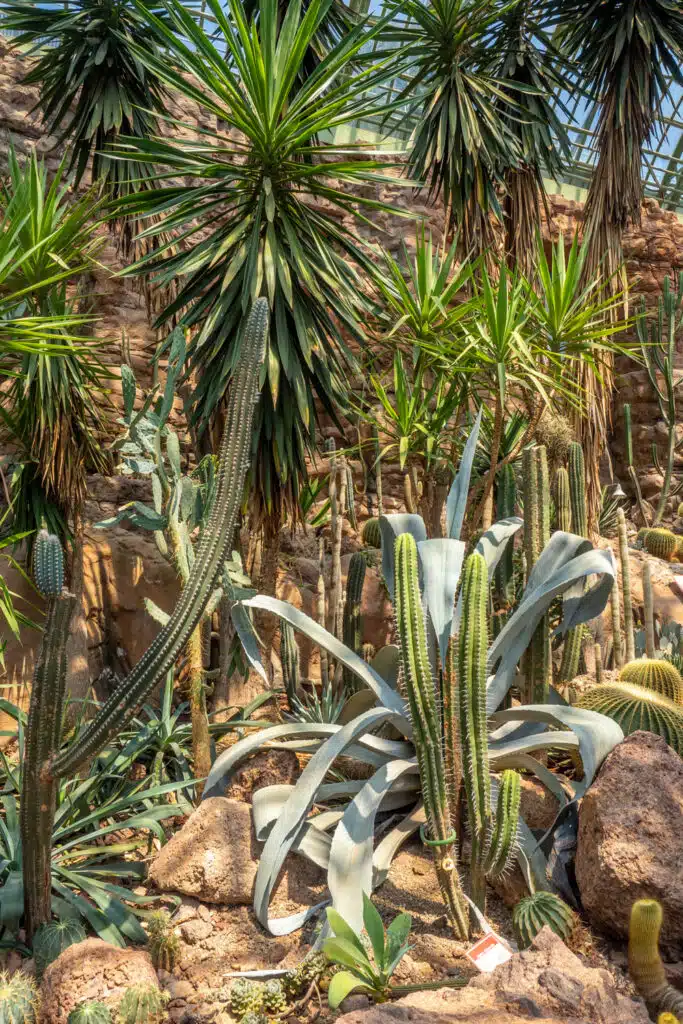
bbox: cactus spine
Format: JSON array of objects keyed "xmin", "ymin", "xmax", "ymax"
[
  {"xmin": 342, "ymin": 552, "xmax": 366, "ymax": 690},
  {"xmin": 394, "ymin": 533, "xmax": 469, "ymax": 939},
  {"xmin": 618, "ymin": 508, "xmax": 636, "ymax": 663},
  {"xmin": 494, "ymin": 464, "xmax": 517, "ymax": 607},
  {"xmin": 512, "ymin": 891, "xmax": 575, "ymax": 949},
  {"xmin": 559, "ymin": 443, "xmax": 587, "ymax": 683},
  {"xmin": 280, "ymin": 621, "xmax": 301, "ymax": 707},
  {"xmin": 553, "ymin": 467, "xmax": 572, "ymax": 533},
  {"xmin": 117, "ymin": 984, "xmax": 167, "ymax": 1024},
  {"xmin": 522, "ymin": 446, "xmax": 551, "ymax": 702},
  {"xmin": 0, "ymin": 971, "xmax": 38, "ymax": 1024},
  {"xmin": 643, "ymin": 560, "xmax": 656, "ymax": 658},
  {"xmin": 458, "ymin": 553, "xmax": 521, "ymax": 913},
  {"xmin": 577, "ymin": 682, "xmax": 683, "ymax": 754},
  {"xmin": 629, "ymin": 900, "xmax": 683, "ymax": 1019},
  {"xmin": 21, "ymin": 300, "xmax": 267, "ymax": 937},
  {"xmin": 619, "ymin": 659, "xmax": 683, "ymax": 704}
]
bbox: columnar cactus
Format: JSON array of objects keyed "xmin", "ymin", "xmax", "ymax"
[
  {"xmin": 458, "ymin": 553, "xmax": 521, "ymax": 913},
  {"xmin": 522, "ymin": 446, "xmax": 551, "ymax": 702},
  {"xmin": 618, "ymin": 508, "xmax": 636, "ymax": 663},
  {"xmin": 559, "ymin": 443, "xmax": 588, "ymax": 683},
  {"xmin": 629, "ymin": 900, "xmax": 683, "ymax": 1019},
  {"xmin": 32, "ymin": 526, "xmax": 65, "ymax": 597},
  {"xmin": 512, "ymin": 892, "xmax": 575, "ymax": 949},
  {"xmin": 644, "ymin": 529, "xmax": 678, "ymax": 562},
  {"xmin": 394, "ymin": 533, "xmax": 469, "ymax": 939},
  {"xmin": 577, "ymin": 682, "xmax": 683, "ymax": 754},
  {"xmin": 21, "ymin": 298, "xmax": 268, "ymax": 937},
  {"xmin": 117, "ymin": 984, "xmax": 167, "ymax": 1024},
  {"xmin": 147, "ymin": 910, "xmax": 179, "ymax": 973},
  {"xmin": 34, "ymin": 918, "xmax": 86, "ymax": 979},
  {"xmin": 494, "ymin": 463, "xmax": 517, "ymax": 607},
  {"xmin": 610, "ymin": 570, "xmax": 623, "ymax": 671},
  {"xmin": 280, "ymin": 622, "xmax": 301, "ymax": 707},
  {"xmin": 643, "ymin": 560, "xmax": 656, "ymax": 658},
  {"xmin": 0, "ymin": 971, "xmax": 38, "ymax": 1024},
  {"xmin": 553, "ymin": 467, "xmax": 572, "ymax": 533},
  {"xmin": 342, "ymin": 552, "xmax": 366, "ymax": 690},
  {"xmin": 619, "ymin": 660, "xmax": 683, "ymax": 704}
]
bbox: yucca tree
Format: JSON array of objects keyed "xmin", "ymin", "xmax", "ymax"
[
  {"xmin": 111, "ymin": 0, "xmax": 409, "ymax": 532},
  {"xmin": 0, "ymin": 0, "xmax": 173, "ymax": 255},
  {"xmin": 383, "ymin": 0, "xmax": 522, "ymax": 254},
  {"xmin": 0, "ymin": 150, "xmax": 111, "ymax": 540},
  {"xmin": 491, "ymin": 0, "xmax": 571, "ymax": 274},
  {"xmin": 557, "ymin": 0, "xmax": 683, "ymax": 522},
  {"xmin": 242, "ymin": 0, "xmax": 354, "ymax": 81}
]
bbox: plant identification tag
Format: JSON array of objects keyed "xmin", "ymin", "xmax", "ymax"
[{"xmin": 466, "ymin": 932, "xmax": 514, "ymax": 973}]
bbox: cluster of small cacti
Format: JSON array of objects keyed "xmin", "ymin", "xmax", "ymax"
[
  {"xmin": 282, "ymin": 952, "xmax": 328, "ymax": 997},
  {"xmin": 629, "ymin": 900, "xmax": 683, "ymax": 1019},
  {"xmin": 68, "ymin": 1002, "xmax": 112, "ymax": 1024},
  {"xmin": 147, "ymin": 910, "xmax": 179, "ymax": 973},
  {"xmin": 117, "ymin": 984, "xmax": 168, "ymax": 1024},
  {"xmin": 229, "ymin": 977, "xmax": 289, "ymax": 1020},
  {"xmin": 577, "ymin": 682, "xmax": 683, "ymax": 755},
  {"xmin": 0, "ymin": 971, "xmax": 38, "ymax": 1024},
  {"xmin": 512, "ymin": 891, "xmax": 575, "ymax": 949},
  {"xmin": 34, "ymin": 917, "xmax": 86, "ymax": 979},
  {"xmin": 643, "ymin": 528, "xmax": 678, "ymax": 561},
  {"xmin": 619, "ymin": 660, "xmax": 683, "ymax": 704}
]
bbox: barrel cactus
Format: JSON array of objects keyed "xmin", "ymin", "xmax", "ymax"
[
  {"xmin": 67, "ymin": 1002, "xmax": 112, "ymax": 1024},
  {"xmin": 644, "ymin": 529, "xmax": 677, "ymax": 561},
  {"xmin": 512, "ymin": 892, "xmax": 575, "ymax": 949},
  {"xmin": 32, "ymin": 527, "xmax": 64, "ymax": 598},
  {"xmin": 117, "ymin": 984, "xmax": 167, "ymax": 1024},
  {"xmin": 361, "ymin": 518, "xmax": 381, "ymax": 549},
  {"xmin": 146, "ymin": 910, "xmax": 179, "ymax": 973},
  {"xmin": 230, "ymin": 978, "xmax": 263, "ymax": 1018},
  {"xmin": 629, "ymin": 900, "xmax": 683, "ymax": 1019},
  {"xmin": 34, "ymin": 918, "xmax": 86, "ymax": 979},
  {"xmin": 619, "ymin": 660, "xmax": 683, "ymax": 704},
  {"xmin": 576, "ymin": 682, "xmax": 683, "ymax": 755},
  {"xmin": 0, "ymin": 971, "xmax": 38, "ymax": 1024}
]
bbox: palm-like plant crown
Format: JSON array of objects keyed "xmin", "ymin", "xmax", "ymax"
[{"xmin": 111, "ymin": 0, "xmax": 408, "ymax": 524}]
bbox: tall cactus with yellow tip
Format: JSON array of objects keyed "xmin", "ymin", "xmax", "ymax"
[
  {"xmin": 20, "ymin": 298, "xmax": 268, "ymax": 938},
  {"xmin": 558, "ymin": 443, "xmax": 588, "ymax": 683},
  {"xmin": 522, "ymin": 446, "xmax": 551, "ymax": 702},
  {"xmin": 629, "ymin": 900, "xmax": 683, "ymax": 1019},
  {"xmin": 458, "ymin": 552, "xmax": 521, "ymax": 913},
  {"xmin": 394, "ymin": 533, "xmax": 469, "ymax": 939}
]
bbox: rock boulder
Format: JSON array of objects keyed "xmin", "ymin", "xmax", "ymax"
[{"xmin": 575, "ymin": 731, "xmax": 683, "ymax": 955}]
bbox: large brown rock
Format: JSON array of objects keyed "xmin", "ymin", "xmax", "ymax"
[
  {"xmin": 576, "ymin": 731, "xmax": 683, "ymax": 955},
  {"xmin": 40, "ymin": 938, "xmax": 159, "ymax": 1023},
  {"xmin": 148, "ymin": 797, "xmax": 258, "ymax": 904},
  {"xmin": 335, "ymin": 928, "xmax": 648, "ymax": 1024}
]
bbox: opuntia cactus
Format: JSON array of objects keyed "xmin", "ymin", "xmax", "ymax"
[
  {"xmin": 117, "ymin": 984, "xmax": 167, "ymax": 1024},
  {"xmin": 34, "ymin": 917, "xmax": 86, "ymax": 979},
  {"xmin": 629, "ymin": 900, "xmax": 683, "ymax": 1018},
  {"xmin": 512, "ymin": 891, "xmax": 575, "ymax": 949},
  {"xmin": 619, "ymin": 660, "xmax": 683, "ymax": 704},
  {"xmin": 0, "ymin": 971, "xmax": 38, "ymax": 1024}
]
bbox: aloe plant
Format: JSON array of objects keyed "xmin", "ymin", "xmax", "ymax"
[
  {"xmin": 17, "ymin": 300, "xmax": 267, "ymax": 937},
  {"xmin": 203, "ymin": 420, "xmax": 623, "ymax": 937}
]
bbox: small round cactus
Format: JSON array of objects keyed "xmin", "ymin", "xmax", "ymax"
[
  {"xmin": 512, "ymin": 892, "xmax": 575, "ymax": 949},
  {"xmin": 67, "ymin": 1002, "xmax": 112, "ymax": 1024},
  {"xmin": 117, "ymin": 984, "xmax": 167, "ymax": 1024},
  {"xmin": 146, "ymin": 910, "xmax": 179, "ymax": 973},
  {"xmin": 619, "ymin": 660, "xmax": 683, "ymax": 704},
  {"xmin": 361, "ymin": 518, "xmax": 381, "ymax": 549},
  {"xmin": 261, "ymin": 979, "xmax": 287, "ymax": 1014},
  {"xmin": 34, "ymin": 918, "xmax": 86, "ymax": 979},
  {"xmin": 229, "ymin": 978, "xmax": 263, "ymax": 1018},
  {"xmin": 0, "ymin": 971, "xmax": 38, "ymax": 1024},
  {"xmin": 240, "ymin": 1014, "xmax": 268, "ymax": 1024},
  {"xmin": 643, "ymin": 528, "xmax": 677, "ymax": 562},
  {"xmin": 33, "ymin": 527, "xmax": 65, "ymax": 597},
  {"xmin": 577, "ymin": 682, "xmax": 683, "ymax": 755}
]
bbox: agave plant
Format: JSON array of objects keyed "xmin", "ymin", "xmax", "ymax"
[
  {"xmin": 109, "ymin": 0, "xmax": 409, "ymax": 528},
  {"xmin": 203, "ymin": 417, "xmax": 622, "ymax": 937}
]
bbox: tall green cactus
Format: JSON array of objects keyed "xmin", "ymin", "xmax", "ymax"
[
  {"xmin": 394, "ymin": 533, "xmax": 469, "ymax": 939},
  {"xmin": 618, "ymin": 508, "xmax": 636, "ymax": 663},
  {"xmin": 494, "ymin": 464, "xmax": 516, "ymax": 607},
  {"xmin": 629, "ymin": 900, "xmax": 683, "ymax": 1019},
  {"xmin": 21, "ymin": 298, "xmax": 267, "ymax": 937},
  {"xmin": 280, "ymin": 621, "xmax": 301, "ymax": 707},
  {"xmin": 458, "ymin": 553, "xmax": 521, "ymax": 913},
  {"xmin": 553, "ymin": 467, "xmax": 572, "ymax": 533},
  {"xmin": 342, "ymin": 552, "xmax": 366, "ymax": 691},
  {"xmin": 558, "ymin": 443, "xmax": 588, "ymax": 683},
  {"xmin": 643, "ymin": 560, "xmax": 656, "ymax": 658},
  {"xmin": 522, "ymin": 446, "xmax": 551, "ymax": 702}
]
